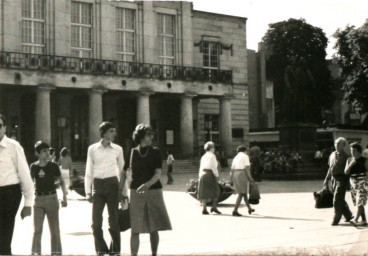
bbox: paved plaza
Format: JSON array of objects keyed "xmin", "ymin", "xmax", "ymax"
[{"xmin": 11, "ymin": 173, "xmax": 368, "ymax": 255}]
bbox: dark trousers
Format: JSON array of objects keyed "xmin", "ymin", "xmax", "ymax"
[
  {"xmin": 333, "ymin": 178, "xmax": 353, "ymax": 223},
  {"xmin": 167, "ymin": 165, "xmax": 174, "ymax": 184},
  {"xmin": 0, "ymin": 184, "xmax": 22, "ymax": 255},
  {"xmin": 92, "ymin": 177, "xmax": 120, "ymax": 255}
]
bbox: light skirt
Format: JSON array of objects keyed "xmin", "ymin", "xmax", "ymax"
[{"xmin": 232, "ymin": 170, "xmax": 248, "ymax": 194}]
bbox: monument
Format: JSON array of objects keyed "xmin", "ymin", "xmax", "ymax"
[{"xmin": 278, "ymin": 56, "xmax": 318, "ymax": 171}]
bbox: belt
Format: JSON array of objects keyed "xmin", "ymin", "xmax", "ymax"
[
  {"xmin": 0, "ymin": 183, "xmax": 21, "ymax": 191},
  {"xmin": 36, "ymin": 190, "xmax": 56, "ymax": 196}
]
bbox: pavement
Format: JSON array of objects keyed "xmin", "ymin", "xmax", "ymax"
[{"xmin": 11, "ymin": 172, "xmax": 368, "ymax": 255}]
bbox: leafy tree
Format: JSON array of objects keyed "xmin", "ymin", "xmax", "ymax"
[
  {"xmin": 262, "ymin": 18, "xmax": 333, "ymax": 125},
  {"xmin": 334, "ymin": 19, "xmax": 368, "ymax": 114}
]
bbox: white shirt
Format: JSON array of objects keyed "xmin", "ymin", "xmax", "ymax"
[
  {"xmin": 363, "ymin": 149, "xmax": 368, "ymax": 158},
  {"xmin": 231, "ymin": 152, "xmax": 250, "ymax": 169},
  {"xmin": 84, "ymin": 140, "xmax": 125, "ymax": 194},
  {"xmin": 0, "ymin": 135, "xmax": 34, "ymax": 207},
  {"xmin": 199, "ymin": 151, "xmax": 219, "ymax": 177}
]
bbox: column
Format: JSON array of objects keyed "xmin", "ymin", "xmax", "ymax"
[
  {"xmin": 136, "ymin": 91, "xmax": 152, "ymax": 125},
  {"xmin": 89, "ymin": 89, "xmax": 104, "ymax": 144},
  {"xmin": 35, "ymin": 86, "xmax": 53, "ymax": 144},
  {"xmin": 219, "ymin": 95, "xmax": 233, "ymax": 158},
  {"xmin": 180, "ymin": 94, "xmax": 195, "ymax": 158}
]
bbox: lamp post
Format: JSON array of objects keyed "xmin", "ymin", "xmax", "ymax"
[{"xmin": 57, "ymin": 116, "xmax": 67, "ymax": 149}]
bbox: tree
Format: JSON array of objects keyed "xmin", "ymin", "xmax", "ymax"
[
  {"xmin": 334, "ymin": 19, "xmax": 368, "ymax": 114},
  {"xmin": 262, "ymin": 18, "xmax": 333, "ymax": 125}
]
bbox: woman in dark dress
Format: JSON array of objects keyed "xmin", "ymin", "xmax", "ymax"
[
  {"xmin": 345, "ymin": 142, "xmax": 368, "ymax": 227},
  {"xmin": 128, "ymin": 124, "xmax": 172, "ymax": 256}
]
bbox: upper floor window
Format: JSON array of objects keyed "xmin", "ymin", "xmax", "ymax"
[
  {"xmin": 157, "ymin": 14, "xmax": 175, "ymax": 65},
  {"xmin": 116, "ymin": 8, "xmax": 135, "ymax": 62},
  {"xmin": 203, "ymin": 42, "xmax": 219, "ymax": 69},
  {"xmin": 71, "ymin": 1, "xmax": 92, "ymax": 58},
  {"xmin": 21, "ymin": 0, "xmax": 46, "ymax": 54}
]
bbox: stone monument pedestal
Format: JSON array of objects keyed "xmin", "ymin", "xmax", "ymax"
[{"xmin": 278, "ymin": 123, "xmax": 319, "ymax": 173}]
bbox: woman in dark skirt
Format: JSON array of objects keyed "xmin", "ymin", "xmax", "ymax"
[
  {"xmin": 197, "ymin": 141, "xmax": 221, "ymax": 215},
  {"xmin": 126, "ymin": 124, "xmax": 172, "ymax": 256},
  {"xmin": 345, "ymin": 142, "xmax": 368, "ymax": 227}
]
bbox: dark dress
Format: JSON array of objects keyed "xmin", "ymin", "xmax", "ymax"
[{"xmin": 128, "ymin": 146, "xmax": 172, "ymax": 233}]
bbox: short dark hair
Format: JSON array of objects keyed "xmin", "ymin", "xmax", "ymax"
[
  {"xmin": 99, "ymin": 121, "xmax": 115, "ymax": 138},
  {"xmin": 0, "ymin": 114, "xmax": 6, "ymax": 125},
  {"xmin": 60, "ymin": 147, "xmax": 69, "ymax": 157},
  {"xmin": 350, "ymin": 142, "xmax": 363, "ymax": 154},
  {"xmin": 34, "ymin": 141, "xmax": 50, "ymax": 154},
  {"xmin": 132, "ymin": 124, "xmax": 153, "ymax": 144},
  {"xmin": 237, "ymin": 145, "xmax": 247, "ymax": 153},
  {"xmin": 49, "ymin": 147, "xmax": 55, "ymax": 155}
]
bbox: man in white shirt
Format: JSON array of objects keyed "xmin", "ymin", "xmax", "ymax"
[
  {"xmin": 85, "ymin": 121, "xmax": 125, "ymax": 255},
  {"xmin": 0, "ymin": 114, "xmax": 34, "ymax": 255}
]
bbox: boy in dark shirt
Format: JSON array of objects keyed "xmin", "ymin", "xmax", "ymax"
[{"xmin": 30, "ymin": 141, "xmax": 67, "ymax": 255}]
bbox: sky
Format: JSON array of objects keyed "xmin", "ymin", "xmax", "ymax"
[{"xmin": 191, "ymin": 0, "xmax": 368, "ymax": 58}]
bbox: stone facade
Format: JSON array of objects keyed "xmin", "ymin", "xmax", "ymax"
[{"xmin": 0, "ymin": 0, "xmax": 248, "ymax": 160}]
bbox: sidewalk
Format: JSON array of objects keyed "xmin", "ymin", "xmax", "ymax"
[{"xmin": 11, "ymin": 176, "xmax": 368, "ymax": 255}]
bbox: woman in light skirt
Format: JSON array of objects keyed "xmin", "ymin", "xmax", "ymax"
[
  {"xmin": 197, "ymin": 141, "xmax": 221, "ymax": 215},
  {"xmin": 126, "ymin": 124, "xmax": 172, "ymax": 256},
  {"xmin": 230, "ymin": 145, "xmax": 255, "ymax": 216},
  {"xmin": 58, "ymin": 147, "xmax": 73, "ymax": 194}
]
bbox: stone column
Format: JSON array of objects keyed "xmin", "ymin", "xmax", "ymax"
[
  {"xmin": 180, "ymin": 94, "xmax": 195, "ymax": 158},
  {"xmin": 219, "ymin": 95, "xmax": 233, "ymax": 158},
  {"xmin": 136, "ymin": 91, "xmax": 152, "ymax": 125},
  {"xmin": 35, "ymin": 86, "xmax": 53, "ymax": 144},
  {"xmin": 89, "ymin": 89, "xmax": 104, "ymax": 144}
]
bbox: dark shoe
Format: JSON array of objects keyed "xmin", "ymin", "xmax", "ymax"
[
  {"xmin": 248, "ymin": 208, "xmax": 255, "ymax": 214},
  {"xmin": 345, "ymin": 216, "xmax": 354, "ymax": 222},
  {"xmin": 232, "ymin": 211, "xmax": 242, "ymax": 217},
  {"xmin": 350, "ymin": 220, "xmax": 358, "ymax": 228},
  {"xmin": 331, "ymin": 221, "xmax": 339, "ymax": 226},
  {"xmin": 210, "ymin": 208, "xmax": 222, "ymax": 214},
  {"xmin": 202, "ymin": 210, "xmax": 209, "ymax": 215}
]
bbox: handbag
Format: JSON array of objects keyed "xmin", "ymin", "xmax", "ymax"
[
  {"xmin": 249, "ymin": 182, "xmax": 260, "ymax": 205},
  {"xmin": 313, "ymin": 188, "xmax": 333, "ymax": 208},
  {"xmin": 118, "ymin": 200, "xmax": 131, "ymax": 232}
]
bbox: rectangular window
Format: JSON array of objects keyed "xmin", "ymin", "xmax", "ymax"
[
  {"xmin": 157, "ymin": 13, "xmax": 175, "ymax": 65},
  {"xmin": 21, "ymin": 0, "xmax": 46, "ymax": 54},
  {"xmin": 71, "ymin": 1, "xmax": 92, "ymax": 58},
  {"xmin": 116, "ymin": 8, "xmax": 135, "ymax": 62},
  {"xmin": 203, "ymin": 42, "xmax": 219, "ymax": 69}
]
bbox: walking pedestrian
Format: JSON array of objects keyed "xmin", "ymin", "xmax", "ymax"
[
  {"xmin": 58, "ymin": 147, "xmax": 73, "ymax": 194},
  {"xmin": 323, "ymin": 137, "xmax": 354, "ymax": 226},
  {"xmin": 230, "ymin": 145, "xmax": 255, "ymax": 216},
  {"xmin": 84, "ymin": 121, "xmax": 126, "ymax": 255},
  {"xmin": 30, "ymin": 141, "xmax": 68, "ymax": 255},
  {"xmin": 0, "ymin": 114, "xmax": 34, "ymax": 255},
  {"xmin": 249, "ymin": 145, "xmax": 262, "ymax": 181},
  {"xmin": 126, "ymin": 124, "xmax": 172, "ymax": 256},
  {"xmin": 198, "ymin": 141, "xmax": 221, "ymax": 215},
  {"xmin": 49, "ymin": 147, "xmax": 57, "ymax": 163},
  {"xmin": 166, "ymin": 150, "xmax": 175, "ymax": 184},
  {"xmin": 344, "ymin": 142, "xmax": 368, "ymax": 227}
]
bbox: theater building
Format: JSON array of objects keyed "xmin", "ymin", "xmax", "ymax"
[{"xmin": 0, "ymin": 0, "xmax": 249, "ymax": 162}]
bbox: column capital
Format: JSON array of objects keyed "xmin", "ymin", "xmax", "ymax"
[
  {"xmin": 137, "ymin": 89, "xmax": 154, "ymax": 97},
  {"xmin": 219, "ymin": 93, "xmax": 235, "ymax": 101},
  {"xmin": 36, "ymin": 84, "xmax": 55, "ymax": 92},
  {"xmin": 89, "ymin": 88, "xmax": 106, "ymax": 95},
  {"xmin": 182, "ymin": 93, "xmax": 197, "ymax": 99}
]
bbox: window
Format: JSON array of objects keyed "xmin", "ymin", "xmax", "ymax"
[
  {"xmin": 71, "ymin": 2, "xmax": 92, "ymax": 58},
  {"xmin": 157, "ymin": 14, "xmax": 175, "ymax": 65},
  {"xmin": 204, "ymin": 114, "xmax": 219, "ymax": 145},
  {"xmin": 116, "ymin": 8, "xmax": 135, "ymax": 62},
  {"xmin": 203, "ymin": 42, "xmax": 219, "ymax": 69},
  {"xmin": 21, "ymin": 0, "xmax": 46, "ymax": 54}
]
